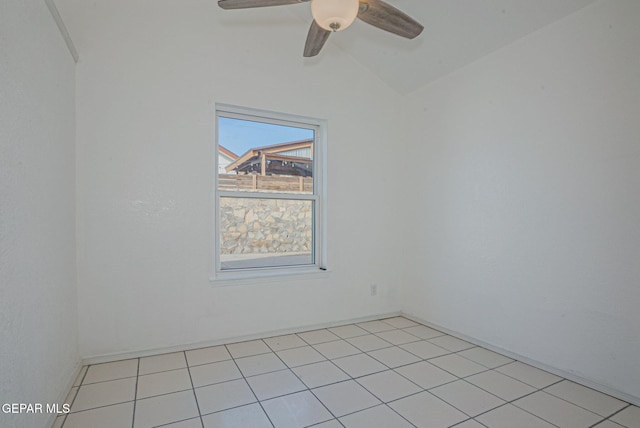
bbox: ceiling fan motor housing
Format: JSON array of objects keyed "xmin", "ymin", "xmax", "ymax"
[{"xmin": 311, "ymin": 0, "xmax": 360, "ymax": 32}]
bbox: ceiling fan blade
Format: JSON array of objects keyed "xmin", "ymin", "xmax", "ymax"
[
  {"xmin": 303, "ymin": 21, "xmax": 331, "ymax": 57},
  {"xmin": 218, "ymin": 0, "xmax": 305, "ymax": 10},
  {"xmin": 357, "ymin": 0, "xmax": 424, "ymax": 39}
]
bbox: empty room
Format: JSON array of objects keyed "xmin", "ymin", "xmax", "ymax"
[{"xmin": 1, "ymin": 0, "xmax": 639, "ymax": 427}]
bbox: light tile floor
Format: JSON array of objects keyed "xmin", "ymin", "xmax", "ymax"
[{"xmin": 54, "ymin": 317, "xmax": 639, "ymax": 428}]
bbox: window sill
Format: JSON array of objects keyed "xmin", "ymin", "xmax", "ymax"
[{"xmin": 210, "ymin": 266, "xmax": 330, "ymax": 287}]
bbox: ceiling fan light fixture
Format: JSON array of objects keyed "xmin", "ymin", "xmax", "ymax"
[{"xmin": 311, "ymin": 0, "xmax": 359, "ymax": 32}]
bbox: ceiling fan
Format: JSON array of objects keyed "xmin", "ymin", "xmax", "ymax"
[{"xmin": 217, "ymin": 0, "xmax": 424, "ymax": 57}]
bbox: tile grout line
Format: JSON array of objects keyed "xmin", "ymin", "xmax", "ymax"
[
  {"xmin": 377, "ymin": 363, "xmax": 501, "ymax": 425},
  {"xmin": 347, "ymin": 339, "xmax": 396, "ymax": 352},
  {"xmin": 427, "ymin": 371, "xmax": 512, "ymax": 422},
  {"xmin": 460, "ymin": 376, "xmax": 524, "ymax": 406},
  {"xmin": 450, "ymin": 417, "xmax": 487, "ymax": 428},
  {"xmin": 542, "ymin": 381, "xmax": 630, "ymax": 420},
  {"xmin": 469, "ymin": 418, "xmax": 491, "ymax": 428},
  {"xmin": 586, "ymin": 403, "xmax": 632, "ymax": 428},
  {"xmin": 346, "ymin": 340, "xmax": 433, "ymax": 425},
  {"xmin": 73, "ymin": 374, "xmax": 138, "ymax": 387},
  {"xmin": 305, "ymin": 419, "xmax": 346, "ymax": 428},
  {"xmin": 338, "ymin": 360, "xmax": 423, "ymax": 428},
  {"xmin": 262, "ymin": 338, "xmax": 340, "ymax": 426},
  {"xmin": 378, "ymin": 402, "xmax": 420, "ymax": 428},
  {"xmin": 326, "ymin": 402, "xmax": 397, "ymax": 424},
  {"xmin": 295, "ymin": 328, "xmax": 368, "ymax": 402},
  {"xmin": 514, "ymin": 381, "xmax": 617, "ymax": 421},
  {"xmin": 504, "ymin": 385, "xmax": 572, "ymax": 428},
  {"xmin": 373, "ymin": 355, "xmax": 561, "ymax": 428},
  {"xmin": 152, "ymin": 416, "xmax": 203, "ymax": 427},
  {"xmin": 58, "ymin": 367, "xmax": 87, "ymax": 428},
  {"xmin": 130, "ymin": 358, "xmax": 140, "ymax": 428},
  {"xmin": 111, "ymin": 387, "xmax": 194, "ymax": 403},
  {"xmin": 175, "ymin": 357, "xmax": 362, "ymax": 397},
  {"xmin": 407, "ymin": 387, "xmax": 477, "ymax": 424},
  {"xmin": 62, "ymin": 400, "xmax": 136, "ymax": 415},
  {"xmin": 66, "ymin": 364, "xmax": 132, "ymax": 416},
  {"xmin": 287, "ymin": 329, "xmax": 427, "ymax": 426},
  {"xmin": 224, "ymin": 342, "xmax": 277, "ymax": 428},
  {"xmin": 493, "ymin": 363, "xmax": 563, "ymax": 390},
  {"xmin": 462, "ymin": 372, "xmax": 545, "ymax": 404},
  {"xmin": 451, "ymin": 347, "xmax": 516, "ymax": 370},
  {"xmin": 197, "ymin": 400, "xmax": 276, "ymax": 420},
  {"xmin": 137, "ymin": 366, "xmax": 190, "ymax": 377},
  {"xmin": 184, "ymin": 351, "xmax": 206, "ymax": 428},
  {"xmin": 464, "ymin": 393, "xmax": 562, "ymax": 428},
  {"xmin": 295, "ymin": 328, "xmax": 341, "ymax": 345},
  {"xmin": 586, "ymin": 416, "xmax": 610, "ymax": 428},
  {"xmin": 293, "ymin": 324, "xmax": 419, "ymax": 427}
]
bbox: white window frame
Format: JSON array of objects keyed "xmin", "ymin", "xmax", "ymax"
[{"xmin": 211, "ymin": 104, "xmax": 328, "ymax": 284}]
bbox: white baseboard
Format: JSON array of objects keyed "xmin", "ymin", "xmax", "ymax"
[
  {"xmin": 401, "ymin": 312, "xmax": 640, "ymax": 408},
  {"xmin": 81, "ymin": 311, "xmax": 402, "ymax": 365}
]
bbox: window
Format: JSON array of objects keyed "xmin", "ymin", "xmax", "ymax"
[{"xmin": 213, "ymin": 104, "xmax": 326, "ymax": 280}]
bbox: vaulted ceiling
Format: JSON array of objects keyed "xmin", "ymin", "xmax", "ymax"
[{"xmin": 55, "ymin": 0, "xmax": 598, "ymax": 95}]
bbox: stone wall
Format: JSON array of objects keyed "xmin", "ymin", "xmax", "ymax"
[{"xmin": 220, "ymin": 198, "xmax": 312, "ymax": 255}]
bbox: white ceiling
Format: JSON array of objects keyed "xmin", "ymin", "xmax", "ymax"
[
  {"xmin": 55, "ymin": 0, "xmax": 598, "ymax": 95},
  {"xmin": 312, "ymin": 0, "xmax": 599, "ymax": 94}
]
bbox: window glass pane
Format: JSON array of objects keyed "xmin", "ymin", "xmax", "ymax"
[
  {"xmin": 220, "ymin": 197, "xmax": 314, "ymax": 270},
  {"xmin": 217, "ymin": 116, "xmax": 314, "ymax": 194}
]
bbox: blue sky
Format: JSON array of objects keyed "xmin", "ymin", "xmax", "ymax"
[{"xmin": 218, "ymin": 117, "xmax": 314, "ymax": 157}]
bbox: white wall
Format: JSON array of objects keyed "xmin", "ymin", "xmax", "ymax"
[
  {"xmin": 67, "ymin": 0, "xmax": 406, "ymax": 358},
  {"xmin": 217, "ymin": 152, "xmax": 235, "ymax": 175},
  {"xmin": 403, "ymin": 0, "xmax": 640, "ymax": 402},
  {"xmin": 0, "ymin": 0, "xmax": 79, "ymax": 427}
]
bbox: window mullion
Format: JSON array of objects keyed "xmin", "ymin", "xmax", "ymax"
[{"xmin": 218, "ymin": 190, "xmax": 317, "ymax": 201}]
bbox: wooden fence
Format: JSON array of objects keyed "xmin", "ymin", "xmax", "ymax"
[{"xmin": 218, "ymin": 174, "xmax": 313, "ymax": 193}]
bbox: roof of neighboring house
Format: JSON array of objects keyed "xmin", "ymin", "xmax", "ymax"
[
  {"xmin": 219, "ymin": 145, "xmax": 238, "ymax": 160},
  {"xmin": 225, "ymin": 140, "xmax": 313, "ymax": 176},
  {"xmin": 244, "ymin": 139, "xmax": 313, "ymax": 154}
]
